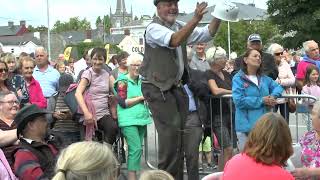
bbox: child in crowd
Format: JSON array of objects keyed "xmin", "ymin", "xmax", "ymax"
[
  {"xmin": 302, "ymin": 65, "xmax": 320, "ymax": 104},
  {"xmin": 55, "ymin": 61, "xmax": 66, "ymax": 74},
  {"xmin": 199, "ymin": 136, "xmax": 215, "ymax": 170},
  {"xmin": 52, "ymin": 73, "xmax": 80, "ymax": 146}
]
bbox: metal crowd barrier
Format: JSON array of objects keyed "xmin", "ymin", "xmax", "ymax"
[{"xmin": 143, "ymin": 94, "xmax": 317, "ymax": 175}]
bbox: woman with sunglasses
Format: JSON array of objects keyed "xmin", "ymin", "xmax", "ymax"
[
  {"xmin": 267, "ymin": 43, "xmax": 295, "ymax": 123},
  {"xmin": 0, "ymin": 56, "xmax": 30, "ymax": 107}
]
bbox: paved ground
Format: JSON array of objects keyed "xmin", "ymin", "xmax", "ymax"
[{"xmin": 118, "ymin": 111, "xmax": 310, "ymax": 179}]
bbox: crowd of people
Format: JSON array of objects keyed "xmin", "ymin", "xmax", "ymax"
[{"xmin": 0, "ymin": 0, "xmax": 320, "ymax": 180}]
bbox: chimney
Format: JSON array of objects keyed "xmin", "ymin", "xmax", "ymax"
[
  {"xmin": 20, "ymin": 20, "xmax": 26, "ymax": 26},
  {"xmin": 124, "ymin": 29, "xmax": 130, "ymax": 35},
  {"xmin": 86, "ymin": 30, "xmax": 92, "ymax": 39},
  {"xmin": 8, "ymin": 21, "xmax": 14, "ymax": 28}
]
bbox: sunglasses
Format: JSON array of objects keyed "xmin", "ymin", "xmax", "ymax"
[
  {"xmin": 0, "ymin": 68, "xmax": 8, "ymax": 73},
  {"xmin": 274, "ymin": 52, "xmax": 283, "ymax": 56}
]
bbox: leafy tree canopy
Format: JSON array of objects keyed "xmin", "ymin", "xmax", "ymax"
[
  {"xmin": 52, "ymin": 17, "xmax": 91, "ymax": 33},
  {"xmin": 267, "ymin": 0, "xmax": 320, "ymax": 48},
  {"xmin": 213, "ymin": 20, "xmax": 280, "ymax": 55}
]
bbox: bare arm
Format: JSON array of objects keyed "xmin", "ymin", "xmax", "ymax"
[
  {"xmin": 208, "ymin": 17, "xmax": 221, "ymax": 37},
  {"xmin": 208, "ymin": 79, "xmax": 232, "ymax": 95},
  {"xmin": 170, "ymin": 2, "xmax": 208, "ymax": 47},
  {"xmin": 109, "ymin": 76, "xmax": 118, "ymax": 120},
  {"xmin": 125, "ymin": 96, "xmax": 144, "ymax": 108},
  {"xmin": 75, "ymin": 78, "xmax": 94, "ymax": 124},
  {"xmin": 0, "ymin": 129, "xmax": 18, "ymax": 147}
]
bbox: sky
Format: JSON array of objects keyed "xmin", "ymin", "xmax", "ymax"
[{"xmin": 0, "ymin": 0, "xmax": 268, "ymax": 28}]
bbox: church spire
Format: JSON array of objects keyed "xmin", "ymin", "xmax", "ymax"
[{"xmin": 116, "ymin": 0, "xmax": 126, "ymax": 14}]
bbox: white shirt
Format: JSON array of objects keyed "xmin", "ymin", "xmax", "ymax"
[
  {"xmin": 246, "ymin": 75, "xmax": 259, "ymax": 86},
  {"xmin": 74, "ymin": 58, "xmax": 88, "ymax": 78},
  {"xmin": 145, "ymin": 19, "xmax": 212, "ymax": 83}
]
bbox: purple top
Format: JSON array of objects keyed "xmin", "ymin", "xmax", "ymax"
[
  {"xmin": 81, "ymin": 68, "xmax": 110, "ymax": 121},
  {"xmin": 299, "ymin": 130, "xmax": 320, "ymax": 168},
  {"xmin": 0, "ymin": 149, "xmax": 17, "ymax": 180}
]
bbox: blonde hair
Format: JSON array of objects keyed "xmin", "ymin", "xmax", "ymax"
[
  {"xmin": 139, "ymin": 170, "xmax": 174, "ymax": 180},
  {"xmin": 1, "ymin": 53, "xmax": 16, "ymax": 66},
  {"xmin": 52, "ymin": 141, "xmax": 119, "ymax": 180}
]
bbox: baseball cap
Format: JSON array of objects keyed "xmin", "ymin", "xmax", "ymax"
[{"xmin": 248, "ymin": 34, "xmax": 262, "ymax": 43}]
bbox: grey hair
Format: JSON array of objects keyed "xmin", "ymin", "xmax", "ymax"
[
  {"xmin": 303, "ymin": 40, "xmax": 317, "ymax": 53},
  {"xmin": 0, "ymin": 91, "xmax": 14, "ymax": 101},
  {"xmin": 206, "ymin": 46, "xmax": 227, "ymax": 65},
  {"xmin": 35, "ymin": 47, "xmax": 48, "ymax": 55},
  {"xmin": 127, "ymin": 53, "xmax": 143, "ymax": 66},
  {"xmin": 267, "ymin": 43, "xmax": 284, "ymax": 55}
]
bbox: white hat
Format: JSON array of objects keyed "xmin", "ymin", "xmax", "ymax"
[{"xmin": 211, "ymin": 1, "xmax": 239, "ymax": 22}]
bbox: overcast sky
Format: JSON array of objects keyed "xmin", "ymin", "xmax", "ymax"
[{"xmin": 0, "ymin": 0, "xmax": 268, "ymax": 28}]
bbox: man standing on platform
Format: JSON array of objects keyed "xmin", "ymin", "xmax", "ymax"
[{"xmin": 139, "ymin": 0, "xmax": 222, "ymax": 179}]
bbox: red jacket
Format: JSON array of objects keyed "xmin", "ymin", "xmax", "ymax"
[
  {"xmin": 28, "ymin": 77, "xmax": 47, "ymax": 109},
  {"xmin": 14, "ymin": 139, "xmax": 58, "ymax": 180}
]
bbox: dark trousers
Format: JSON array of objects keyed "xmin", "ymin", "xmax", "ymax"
[
  {"xmin": 275, "ymin": 102, "xmax": 290, "ymax": 124},
  {"xmin": 80, "ymin": 115, "xmax": 118, "ymax": 145},
  {"xmin": 184, "ymin": 112, "xmax": 203, "ymax": 180},
  {"xmin": 142, "ymin": 83, "xmax": 188, "ymax": 180}
]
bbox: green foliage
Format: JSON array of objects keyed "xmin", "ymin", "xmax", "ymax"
[
  {"xmin": 27, "ymin": 25, "xmax": 48, "ymax": 32},
  {"xmin": 267, "ymin": 0, "xmax": 320, "ymax": 48},
  {"xmin": 213, "ymin": 20, "xmax": 280, "ymax": 55},
  {"xmin": 65, "ymin": 41, "xmax": 122, "ymax": 59},
  {"xmin": 95, "ymin": 16, "xmax": 102, "ymax": 27},
  {"xmin": 52, "ymin": 17, "xmax": 91, "ymax": 33},
  {"xmin": 103, "ymin": 15, "xmax": 112, "ymax": 34}
]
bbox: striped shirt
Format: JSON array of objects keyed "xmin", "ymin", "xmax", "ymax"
[{"xmin": 52, "ymin": 93, "xmax": 80, "ymax": 132}]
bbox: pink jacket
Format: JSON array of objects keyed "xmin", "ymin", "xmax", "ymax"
[
  {"xmin": 28, "ymin": 77, "xmax": 47, "ymax": 109},
  {"xmin": 0, "ymin": 149, "xmax": 17, "ymax": 180},
  {"xmin": 276, "ymin": 59, "xmax": 295, "ymax": 87}
]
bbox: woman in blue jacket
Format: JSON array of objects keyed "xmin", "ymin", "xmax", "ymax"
[{"xmin": 232, "ymin": 49, "xmax": 283, "ymax": 151}]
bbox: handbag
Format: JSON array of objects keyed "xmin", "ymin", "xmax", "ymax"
[{"xmin": 64, "ymin": 70, "xmax": 92, "ymax": 116}]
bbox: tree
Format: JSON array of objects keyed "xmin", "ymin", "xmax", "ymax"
[
  {"xmin": 96, "ymin": 16, "xmax": 102, "ymax": 27},
  {"xmin": 134, "ymin": 16, "xmax": 139, "ymax": 20},
  {"xmin": 267, "ymin": 0, "xmax": 320, "ymax": 48},
  {"xmin": 213, "ymin": 20, "xmax": 280, "ymax": 55},
  {"xmin": 28, "ymin": 25, "xmax": 48, "ymax": 32},
  {"xmin": 103, "ymin": 15, "xmax": 112, "ymax": 35},
  {"xmin": 52, "ymin": 17, "xmax": 91, "ymax": 33}
]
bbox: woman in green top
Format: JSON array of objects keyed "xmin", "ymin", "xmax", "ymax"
[{"xmin": 114, "ymin": 53, "xmax": 152, "ymax": 180}]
